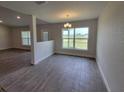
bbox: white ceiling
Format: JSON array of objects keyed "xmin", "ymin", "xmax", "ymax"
[
  {"xmin": 0, "ymin": 1, "xmax": 108, "ymax": 24},
  {"xmin": 0, "ymin": 6, "xmax": 47, "ymax": 26}
]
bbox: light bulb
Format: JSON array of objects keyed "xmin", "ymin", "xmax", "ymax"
[
  {"xmin": 17, "ymin": 16, "xmax": 21, "ymax": 19},
  {"xmin": 69, "ymin": 24, "xmax": 72, "ymax": 28},
  {"xmin": 64, "ymin": 24, "xmax": 67, "ymax": 28},
  {"xmin": 64, "ymin": 22, "xmax": 72, "ymax": 28},
  {"xmin": 0, "ymin": 20, "xmax": 3, "ymax": 23}
]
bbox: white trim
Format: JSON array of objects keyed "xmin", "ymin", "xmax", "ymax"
[
  {"xmin": 62, "ymin": 48, "xmax": 88, "ymax": 51},
  {"xmin": 97, "ymin": 62, "xmax": 111, "ymax": 92},
  {"xmin": 55, "ymin": 51, "xmax": 95, "ymax": 58},
  {"xmin": 0, "ymin": 47, "xmax": 12, "ymax": 50},
  {"xmin": 62, "ymin": 27, "xmax": 89, "ymax": 51},
  {"xmin": 34, "ymin": 52, "xmax": 54, "ymax": 65}
]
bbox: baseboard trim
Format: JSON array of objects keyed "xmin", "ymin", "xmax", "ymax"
[
  {"xmin": 0, "ymin": 48, "xmax": 30, "ymax": 52},
  {"xmin": 55, "ymin": 52, "xmax": 96, "ymax": 60},
  {"xmin": 33, "ymin": 53, "xmax": 54, "ymax": 65},
  {"xmin": 97, "ymin": 62, "xmax": 111, "ymax": 92},
  {"xmin": 0, "ymin": 48, "xmax": 12, "ymax": 51},
  {"xmin": 11, "ymin": 48, "xmax": 31, "ymax": 51}
]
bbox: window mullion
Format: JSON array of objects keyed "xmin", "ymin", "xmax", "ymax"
[
  {"xmin": 73, "ymin": 28, "xmax": 75, "ymax": 49},
  {"xmin": 28, "ymin": 38, "xmax": 29, "ymax": 45},
  {"xmin": 68, "ymin": 30, "xmax": 69, "ymax": 48}
]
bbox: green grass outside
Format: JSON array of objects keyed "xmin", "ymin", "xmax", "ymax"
[{"xmin": 63, "ymin": 38, "xmax": 88, "ymax": 50}]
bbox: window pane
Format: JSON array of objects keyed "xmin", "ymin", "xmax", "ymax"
[
  {"xmin": 62, "ymin": 27, "xmax": 89, "ymax": 50},
  {"xmin": 21, "ymin": 32, "xmax": 28, "ymax": 38},
  {"xmin": 75, "ymin": 27, "xmax": 89, "ymax": 50},
  {"xmin": 28, "ymin": 38, "xmax": 31, "ymax": 45},
  {"xmin": 22, "ymin": 38, "xmax": 28, "ymax": 45},
  {"xmin": 63, "ymin": 38, "xmax": 68, "ymax": 48},
  {"xmin": 21, "ymin": 31, "xmax": 31, "ymax": 46},
  {"xmin": 28, "ymin": 32, "xmax": 31, "ymax": 38},
  {"xmin": 68, "ymin": 29, "xmax": 74, "ymax": 48},
  {"xmin": 63, "ymin": 30, "xmax": 68, "ymax": 38},
  {"xmin": 75, "ymin": 39, "xmax": 88, "ymax": 49},
  {"xmin": 62, "ymin": 29, "xmax": 74, "ymax": 48},
  {"xmin": 62, "ymin": 30, "xmax": 68, "ymax": 48}
]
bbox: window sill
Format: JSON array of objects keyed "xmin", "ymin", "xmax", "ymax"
[
  {"xmin": 62, "ymin": 48, "xmax": 88, "ymax": 51},
  {"xmin": 22, "ymin": 45, "xmax": 31, "ymax": 47}
]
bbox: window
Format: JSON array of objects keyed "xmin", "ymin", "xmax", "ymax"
[
  {"xmin": 43, "ymin": 32, "xmax": 49, "ymax": 41},
  {"xmin": 62, "ymin": 27, "xmax": 89, "ymax": 50},
  {"xmin": 62, "ymin": 28, "xmax": 74, "ymax": 48},
  {"xmin": 21, "ymin": 31, "xmax": 31, "ymax": 46}
]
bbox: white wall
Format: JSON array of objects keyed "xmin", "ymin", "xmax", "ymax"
[
  {"xmin": 35, "ymin": 40, "xmax": 54, "ymax": 64},
  {"xmin": 0, "ymin": 25, "xmax": 12, "ymax": 50},
  {"xmin": 0, "ymin": 25, "xmax": 31, "ymax": 50},
  {"xmin": 97, "ymin": 2, "xmax": 124, "ymax": 91},
  {"xmin": 37, "ymin": 19, "xmax": 97, "ymax": 58},
  {"xmin": 11, "ymin": 26, "xmax": 31, "ymax": 50},
  {"xmin": 30, "ymin": 16, "xmax": 54, "ymax": 64},
  {"xmin": 36, "ymin": 24, "xmax": 52, "ymax": 42}
]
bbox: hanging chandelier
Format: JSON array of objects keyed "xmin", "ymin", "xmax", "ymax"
[
  {"xmin": 64, "ymin": 14, "xmax": 72, "ymax": 28},
  {"xmin": 64, "ymin": 22, "xmax": 72, "ymax": 28}
]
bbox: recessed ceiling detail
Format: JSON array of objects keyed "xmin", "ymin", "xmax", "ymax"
[{"xmin": 0, "ymin": 1, "xmax": 107, "ymax": 23}]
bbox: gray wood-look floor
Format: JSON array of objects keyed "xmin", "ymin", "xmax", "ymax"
[{"xmin": 0, "ymin": 49, "xmax": 107, "ymax": 92}]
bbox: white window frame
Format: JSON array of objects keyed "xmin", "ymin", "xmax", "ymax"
[
  {"xmin": 21, "ymin": 31, "xmax": 31, "ymax": 46},
  {"xmin": 62, "ymin": 27, "xmax": 89, "ymax": 50}
]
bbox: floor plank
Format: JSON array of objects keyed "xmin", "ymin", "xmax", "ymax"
[{"xmin": 0, "ymin": 49, "xmax": 107, "ymax": 92}]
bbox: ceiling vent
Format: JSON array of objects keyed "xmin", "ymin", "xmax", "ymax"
[{"xmin": 34, "ymin": 1, "xmax": 47, "ymax": 5}]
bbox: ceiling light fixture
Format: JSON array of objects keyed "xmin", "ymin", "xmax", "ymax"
[
  {"xmin": 17, "ymin": 16, "xmax": 21, "ymax": 19},
  {"xmin": 0, "ymin": 20, "xmax": 3, "ymax": 23},
  {"xmin": 64, "ymin": 14, "xmax": 72, "ymax": 29}
]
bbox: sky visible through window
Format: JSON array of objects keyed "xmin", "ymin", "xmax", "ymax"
[{"xmin": 63, "ymin": 27, "xmax": 88, "ymax": 35}]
